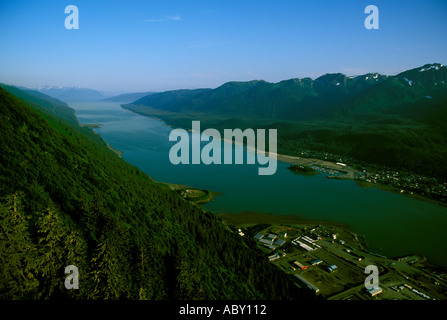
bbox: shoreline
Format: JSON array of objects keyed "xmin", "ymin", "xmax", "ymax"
[
  {"xmin": 80, "ymin": 123, "xmax": 103, "ymax": 129},
  {"xmin": 216, "ymin": 211, "xmax": 352, "ymax": 230},
  {"xmin": 104, "ymin": 140, "xmax": 123, "ymax": 158},
  {"xmin": 80, "ymin": 122, "xmax": 124, "ymax": 158},
  {"xmin": 151, "ymin": 179, "xmax": 221, "ymax": 205},
  {"xmin": 122, "ymin": 107, "xmax": 446, "ymax": 207},
  {"xmin": 274, "ymin": 152, "xmax": 447, "ymax": 208},
  {"xmin": 274, "ymin": 153, "xmax": 356, "ymax": 178}
]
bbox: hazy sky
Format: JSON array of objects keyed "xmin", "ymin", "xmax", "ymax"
[{"xmin": 1, "ymin": 0, "xmax": 446, "ymax": 94}]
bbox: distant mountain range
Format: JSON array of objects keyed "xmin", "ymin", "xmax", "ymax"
[
  {"xmin": 5, "ymin": 64, "xmax": 446, "ymax": 176},
  {"xmin": 123, "ymin": 63, "xmax": 447, "ymax": 177},
  {"xmin": 101, "ymin": 91, "xmax": 157, "ymax": 103},
  {"xmin": 36, "ymin": 86, "xmax": 107, "ymax": 102},
  {"xmin": 124, "ymin": 63, "xmax": 446, "ymax": 123},
  {"xmin": 32, "ymin": 86, "xmax": 159, "ymax": 104},
  {"xmin": 126, "ymin": 75, "xmax": 390, "ymax": 120}
]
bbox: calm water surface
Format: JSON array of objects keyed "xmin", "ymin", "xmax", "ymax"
[{"xmin": 72, "ymin": 102, "xmax": 447, "ymax": 267}]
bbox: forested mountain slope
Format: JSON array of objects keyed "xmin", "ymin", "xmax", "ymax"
[
  {"xmin": 0, "ymin": 87, "xmax": 314, "ymax": 300},
  {"xmin": 125, "ymin": 73, "xmax": 387, "ymax": 121}
]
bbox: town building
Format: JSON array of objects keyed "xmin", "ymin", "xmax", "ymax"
[{"xmin": 367, "ymin": 287, "xmax": 383, "ymax": 297}]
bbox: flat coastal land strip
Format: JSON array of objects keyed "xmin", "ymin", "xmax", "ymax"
[
  {"xmin": 217, "ymin": 211, "xmax": 351, "ymax": 230},
  {"xmin": 275, "ymin": 153, "xmax": 356, "ymax": 179}
]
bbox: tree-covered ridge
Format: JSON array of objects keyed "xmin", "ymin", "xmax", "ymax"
[
  {"xmin": 0, "ymin": 87, "xmax": 314, "ymax": 300},
  {"xmin": 0, "ymin": 83, "xmax": 78, "ymax": 125},
  {"xmin": 125, "ymin": 72, "xmax": 388, "ymax": 121},
  {"xmin": 126, "ymin": 63, "xmax": 447, "ymax": 123}
]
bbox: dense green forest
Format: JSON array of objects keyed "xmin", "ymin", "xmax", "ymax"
[
  {"xmin": 0, "ymin": 86, "xmax": 315, "ymax": 300},
  {"xmin": 123, "ymin": 63, "xmax": 447, "ymax": 178}
]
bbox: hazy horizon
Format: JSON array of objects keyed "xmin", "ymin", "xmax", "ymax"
[{"xmin": 4, "ymin": 61, "xmax": 443, "ymax": 98}]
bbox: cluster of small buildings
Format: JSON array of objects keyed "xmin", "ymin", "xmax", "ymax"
[
  {"xmin": 310, "ymin": 165, "xmax": 344, "ymax": 177},
  {"xmin": 367, "ymin": 282, "xmax": 435, "ymax": 299},
  {"xmin": 402, "ymin": 283, "xmax": 434, "ymax": 300},
  {"xmin": 356, "ymin": 168, "xmax": 447, "ymax": 203},
  {"xmin": 254, "ymin": 232, "xmax": 286, "ymax": 251},
  {"xmin": 299, "ymin": 148, "xmax": 447, "ymax": 204},
  {"xmin": 291, "ymin": 235, "xmax": 321, "ymax": 251}
]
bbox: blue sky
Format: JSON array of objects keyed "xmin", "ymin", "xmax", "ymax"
[{"xmin": 0, "ymin": 0, "xmax": 446, "ymax": 93}]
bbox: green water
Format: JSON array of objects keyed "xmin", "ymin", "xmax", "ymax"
[{"xmin": 73, "ymin": 102, "xmax": 447, "ymax": 267}]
